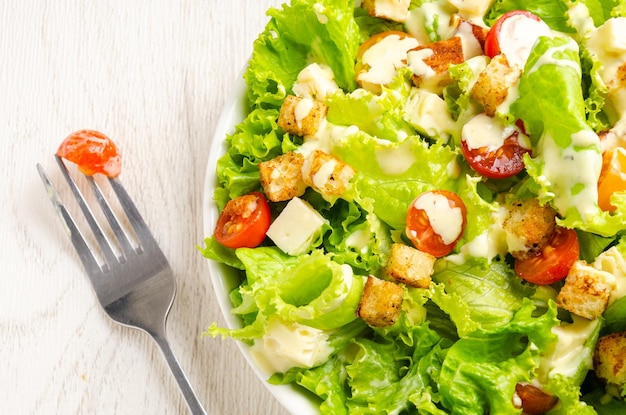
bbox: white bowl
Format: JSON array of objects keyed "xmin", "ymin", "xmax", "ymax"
[{"xmin": 202, "ymin": 72, "xmax": 320, "ymax": 415}]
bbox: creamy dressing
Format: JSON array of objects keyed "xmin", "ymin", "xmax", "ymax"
[
  {"xmin": 455, "ymin": 22, "xmax": 483, "ymax": 60},
  {"xmin": 375, "ymin": 139, "xmax": 418, "ymax": 175},
  {"xmin": 312, "ymin": 158, "xmax": 338, "ymax": 189},
  {"xmin": 358, "ymin": 34, "xmax": 420, "ymax": 86},
  {"xmin": 499, "ymin": 14, "xmax": 553, "ymax": 70},
  {"xmin": 407, "ymin": 48, "xmax": 436, "ymax": 78},
  {"xmin": 535, "ymin": 130, "xmax": 601, "ymax": 221},
  {"xmin": 292, "ymin": 63, "xmax": 339, "ymax": 102},
  {"xmin": 526, "ymin": 38, "xmax": 581, "ymax": 77},
  {"xmin": 413, "ymin": 192, "xmax": 463, "ymax": 245},
  {"xmin": 462, "ymin": 113, "xmax": 528, "ymax": 150},
  {"xmin": 404, "ymin": 88, "xmax": 457, "ymax": 143},
  {"xmin": 294, "ymin": 97, "xmax": 315, "ymax": 128},
  {"xmin": 539, "ymin": 316, "xmax": 599, "ymax": 381}
]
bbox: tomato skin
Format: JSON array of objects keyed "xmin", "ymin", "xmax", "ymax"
[
  {"xmin": 406, "ymin": 190, "xmax": 467, "ymax": 257},
  {"xmin": 598, "ymin": 147, "xmax": 626, "ymax": 212},
  {"xmin": 461, "ymin": 129, "xmax": 531, "ymax": 179},
  {"xmin": 214, "ymin": 192, "xmax": 271, "ymax": 249},
  {"xmin": 57, "ymin": 130, "xmax": 122, "ymax": 177},
  {"xmin": 514, "ymin": 227, "xmax": 579, "ymax": 285},
  {"xmin": 484, "ymin": 10, "xmax": 543, "ymax": 58}
]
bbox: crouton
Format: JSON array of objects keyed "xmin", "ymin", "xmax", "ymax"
[
  {"xmin": 258, "ymin": 152, "xmax": 307, "ymax": 202},
  {"xmin": 408, "ymin": 36, "xmax": 465, "ymax": 92},
  {"xmin": 361, "ymin": 0, "xmax": 411, "ymax": 23},
  {"xmin": 470, "ymin": 54, "xmax": 522, "ymax": 116},
  {"xmin": 593, "ymin": 331, "xmax": 626, "ymax": 399},
  {"xmin": 277, "ymin": 95, "xmax": 328, "ymax": 137},
  {"xmin": 301, "ymin": 149, "xmax": 355, "ymax": 196},
  {"xmin": 385, "ymin": 243, "xmax": 435, "ymax": 288},
  {"xmin": 356, "ymin": 276, "xmax": 404, "ymax": 327},
  {"xmin": 556, "ymin": 260, "xmax": 616, "ymax": 320},
  {"xmin": 502, "ymin": 198, "xmax": 557, "ymax": 261}
]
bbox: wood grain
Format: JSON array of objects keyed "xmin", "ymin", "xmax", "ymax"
[{"xmin": 0, "ymin": 1, "xmax": 290, "ymax": 414}]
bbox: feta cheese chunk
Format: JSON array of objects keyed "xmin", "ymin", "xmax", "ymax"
[
  {"xmin": 266, "ymin": 197, "xmax": 328, "ymax": 256},
  {"xmin": 250, "ymin": 317, "xmax": 334, "ymax": 373}
]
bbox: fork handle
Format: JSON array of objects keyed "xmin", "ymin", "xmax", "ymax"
[{"xmin": 152, "ymin": 333, "xmax": 207, "ymax": 415}]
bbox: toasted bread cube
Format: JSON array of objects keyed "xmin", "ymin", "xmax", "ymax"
[
  {"xmin": 356, "ymin": 276, "xmax": 404, "ymax": 327},
  {"xmin": 556, "ymin": 260, "xmax": 616, "ymax": 320},
  {"xmin": 593, "ymin": 331, "xmax": 626, "ymax": 398},
  {"xmin": 361, "ymin": 0, "xmax": 411, "ymax": 23},
  {"xmin": 385, "ymin": 243, "xmax": 435, "ymax": 288},
  {"xmin": 408, "ymin": 36, "xmax": 465, "ymax": 92},
  {"xmin": 302, "ymin": 149, "xmax": 355, "ymax": 196},
  {"xmin": 277, "ymin": 95, "xmax": 328, "ymax": 137},
  {"xmin": 258, "ymin": 152, "xmax": 307, "ymax": 202},
  {"xmin": 502, "ymin": 198, "xmax": 557, "ymax": 261},
  {"xmin": 470, "ymin": 54, "xmax": 521, "ymax": 116}
]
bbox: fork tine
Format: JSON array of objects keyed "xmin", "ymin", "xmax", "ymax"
[
  {"xmin": 36, "ymin": 163, "xmax": 104, "ymax": 276},
  {"xmin": 108, "ymin": 177, "xmax": 159, "ymax": 251},
  {"xmin": 85, "ymin": 175, "xmax": 135, "ymax": 258},
  {"xmin": 54, "ymin": 155, "xmax": 120, "ymax": 267}
]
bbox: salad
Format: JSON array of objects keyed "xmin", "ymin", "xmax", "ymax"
[{"xmin": 202, "ymin": 0, "xmax": 626, "ymax": 414}]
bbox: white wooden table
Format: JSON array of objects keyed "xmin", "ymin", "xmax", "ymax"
[{"xmin": 0, "ymin": 1, "xmax": 292, "ymax": 414}]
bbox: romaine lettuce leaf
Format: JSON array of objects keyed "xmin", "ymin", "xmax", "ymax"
[
  {"xmin": 510, "ymin": 35, "xmax": 626, "ymax": 236},
  {"xmin": 244, "ymin": 0, "xmax": 360, "ymax": 109}
]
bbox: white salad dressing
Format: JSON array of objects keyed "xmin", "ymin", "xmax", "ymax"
[
  {"xmin": 407, "ymin": 48, "xmax": 436, "ymax": 78},
  {"xmin": 526, "ymin": 38, "xmax": 581, "ymax": 77},
  {"xmin": 536, "ymin": 130, "xmax": 601, "ymax": 220},
  {"xmin": 462, "ymin": 113, "xmax": 529, "ymax": 151},
  {"xmin": 375, "ymin": 139, "xmax": 418, "ymax": 175},
  {"xmin": 294, "ymin": 97, "xmax": 315, "ymax": 128},
  {"xmin": 498, "ymin": 14, "xmax": 553, "ymax": 70},
  {"xmin": 404, "ymin": 88, "xmax": 457, "ymax": 143},
  {"xmin": 539, "ymin": 316, "xmax": 600, "ymax": 381},
  {"xmin": 358, "ymin": 34, "xmax": 420, "ymax": 86},
  {"xmin": 292, "ymin": 63, "xmax": 340, "ymax": 102},
  {"xmin": 413, "ymin": 192, "xmax": 463, "ymax": 245}
]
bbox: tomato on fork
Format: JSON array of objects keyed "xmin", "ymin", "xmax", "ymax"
[
  {"xmin": 514, "ymin": 227, "xmax": 579, "ymax": 285},
  {"xmin": 214, "ymin": 192, "xmax": 271, "ymax": 249},
  {"xmin": 406, "ymin": 190, "xmax": 467, "ymax": 257},
  {"xmin": 57, "ymin": 129, "xmax": 122, "ymax": 177}
]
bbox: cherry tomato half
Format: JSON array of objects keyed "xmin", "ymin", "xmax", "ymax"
[
  {"xmin": 514, "ymin": 227, "xmax": 579, "ymax": 285},
  {"xmin": 57, "ymin": 130, "xmax": 122, "ymax": 177},
  {"xmin": 484, "ymin": 10, "xmax": 550, "ymax": 68},
  {"xmin": 461, "ymin": 113, "xmax": 531, "ymax": 179},
  {"xmin": 406, "ymin": 190, "xmax": 467, "ymax": 257},
  {"xmin": 214, "ymin": 192, "xmax": 271, "ymax": 249},
  {"xmin": 598, "ymin": 146, "xmax": 626, "ymax": 212}
]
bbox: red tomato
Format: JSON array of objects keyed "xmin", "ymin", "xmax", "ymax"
[
  {"xmin": 406, "ymin": 190, "xmax": 467, "ymax": 257},
  {"xmin": 484, "ymin": 10, "xmax": 549, "ymax": 68},
  {"xmin": 461, "ymin": 114, "xmax": 531, "ymax": 179},
  {"xmin": 598, "ymin": 146, "xmax": 626, "ymax": 212},
  {"xmin": 514, "ymin": 227, "xmax": 579, "ymax": 285},
  {"xmin": 57, "ymin": 130, "xmax": 122, "ymax": 177},
  {"xmin": 461, "ymin": 129, "xmax": 531, "ymax": 179},
  {"xmin": 214, "ymin": 192, "xmax": 271, "ymax": 249}
]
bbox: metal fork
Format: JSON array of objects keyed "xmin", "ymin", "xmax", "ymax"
[{"xmin": 36, "ymin": 155, "xmax": 207, "ymax": 415}]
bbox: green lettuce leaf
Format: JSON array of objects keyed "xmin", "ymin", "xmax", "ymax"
[
  {"xmin": 244, "ymin": 0, "xmax": 360, "ymax": 109},
  {"xmin": 510, "ymin": 35, "xmax": 626, "ymax": 236}
]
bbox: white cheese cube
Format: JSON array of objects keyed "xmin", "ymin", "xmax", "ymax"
[{"xmin": 266, "ymin": 197, "xmax": 328, "ymax": 256}]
